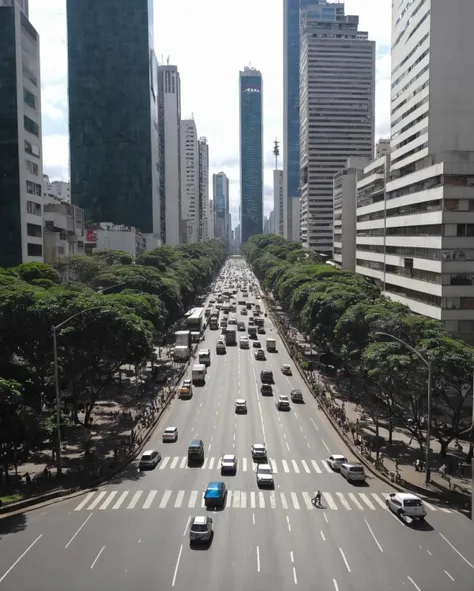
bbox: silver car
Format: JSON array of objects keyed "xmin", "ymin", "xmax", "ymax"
[
  {"xmin": 189, "ymin": 516, "xmax": 213, "ymax": 544},
  {"xmin": 221, "ymin": 454, "xmax": 238, "ymax": 474},
  {"xmin": 256, "ymin": 463, "xmax": 274, "ymax": 487}
]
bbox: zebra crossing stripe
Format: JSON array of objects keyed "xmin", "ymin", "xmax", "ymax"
[
  {"xmin": 88, "ymin": 491, "xmax": 107, "ymax": 510},
  {"xmin": 127, "ymin": 491, "xmax": 142, "ymax": 509},
  {"xmin": 280, "ymin": 492, "xmax": 288, "ymax": 509},
  {"xmin": 250, "ymin": 491, "xmax": 256, "ymax": 508},
  {"xmin": 348, "ymin": 492, "xmax": 364, "ymax": 510},
  {"xmin": 180, "ymin": 457, "xmax": 187, "ymax": 469},
  {"xmin": 270, "ymin": 459, "xmax": 278, "ymax": 473},
  {"xmin": 170, "ymin": 457, "xmax": 179, "ymax": 469},
  {"xmin": 112, "ymin": 491, "xmax": 129, "ymax": 509},
  {"xmin": 241, "ymin": 491, "xmax": 247, "ymax": 508},
  {"xmin": 174, "ymin": 490, "xmax": 185, "ymax": 508},
  {"xmin": 208, "ymin": 457, "xmax": 215, "ymax": 470},
  {"xmin": 242, "ymin": 458, "xmax": 248, "ymax": 472},
  {"xmin": 291, "ymin": 460, "xmax": 300, "ymax": 474},
  {"xmin": 301, "ymin": 460, "xmax": 311, "ymax": 474},
  {"xmin": 143, "ymin": 491, "xmax": 157, "ymax": 509},
  {"xmin": 159, "ymin": 457, "xmax": 170, "ymax": 470},
  {"xmin": 323, "ymin": 492, "xmax": 337, "ymax": 510},
  {"xmin": 282, "ymin": 460, "xmax": 290, "ymax": 473},
  {"xmin": 269, "ymin": 492, "xmax": 277, "ymax": 509},
  {"xmin": 371, "ymin": 493, "xmax": 387, "ymax": 509},
  {"xmin": 302, "ymin": 492, "xmax": 313, "ymax": 510},
  {"xmin": 321, "ymin": 460, "xmax": 332, "ymax": 473},
  {"xmin": 226, "ymin": 490, "xmax": 233, "ymax": 508},
  {"xmin": 159, "ymin": 490, "xmax": 172, "ymax": 509},
  {"xmin": 291, "ymin": 492, "xmax": 300, "ymax": 510},
  {"xmin": 74, "ymin": 492, "xmax": 95, "ymax": 511},
  {"xmin": 424, "ymin": 501, "xmax": 437, "ymax": 511},
  {"xmin": 311, "ymin": 460, "xmax": 322, "ymax": 474},
  {"xmin": 259, "ymin": 491, "xmax": 265, "ymax": 508},
  {"xmin": 201, "ymin": 458, "xmax": 208, "ymax": 469},
  {"xmin": 232, "ymin": 491, "xmax": 240, "ymax": 508},
  {"xmin": 188, "ymin": 490, "xmax": 198, "ymax": 508},
  {"xmin": 99, "ymin": 491, "xmax": 117, "ymax": 510},
  {"xmin": 359, "ymin": 493, "xmax": 375, "ymax": 510},
  {"xmin": 336, "ymin": 492, "xmax": 352, "ymax": 510}
]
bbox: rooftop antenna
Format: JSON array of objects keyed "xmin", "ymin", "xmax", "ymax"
[
  {"xmin": 273, "ymin": 139, "xmax": 280, "ymax": 169},
  {"xmin": 167, "ymin": 55, "xmax": 170, "ymax": 65}
]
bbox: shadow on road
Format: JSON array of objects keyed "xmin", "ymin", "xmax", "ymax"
[{"xmin": 0, "ymin": 513, "xmax": 27, "ymax": 539}]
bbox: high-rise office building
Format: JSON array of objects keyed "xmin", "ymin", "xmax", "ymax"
[
  {"xmin": 180, "ymin": 119, "xmax": 199, "ymax": 243},
  {"xmin": 273, "ymin": 170, "xmax": 284, "ymax": 236},
  {"xmin": 239, "ymin": 67, "xmax": 263, "ymax": 243},
  {"xmin": 198, "ymin": 137, "xmax": 209, "ymax": 241},
  {"xmin": 356, "ymin": 0, "xmax": 474, "ymax": 343},
  {"xmin": 67, "ymin": 0, "xmax": 161, "ymax": 248},
  {"xmin": 208, "ymin": 199, "xmax": 215, "ymax": 239},
  {"xmin": 299, "ymin": 3, "xmax": 374, "ymax": 255},
  {"xmin": 212, "ymin": 172, "xmax": 229, "ymax": 241},
  {"xmin": 283, "ymin": 0, "xmax": 314, "ymax": 241},
  {"xmin": 158, "ymin": 64, "xmax": 181, "ymax": 246},
  {"xmin": 0, "ymin": 0, "xmax": 44, "ymax": 266}
]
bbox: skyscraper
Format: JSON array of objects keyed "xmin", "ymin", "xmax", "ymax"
[
  {"xmin": 239, "ymin": 67, "xmax": 263, "ymax": 243},
  {"xmin": 158, "ymin": 64, "xmax": 181, "ymax": 246},
  {"xmin": 283, "ymin": 0, "xmax": 314, "ymax": 240},
  {"xmin": 198, "ymin": 137, "xmax": 209, "ymax": 241},
  {"xmin": 299, "ymin": 3, "xmax": 374, "ymax": 254},
  {"xmin": 212, "ymin": 172, "xmax": 229, "ymax": 240},
  {"xmin": 67, "ymin": 0, "xmax": 161, "ymax": 247},
  {"xmin": 180, "ymin": 119, "xmax": 199, "ymax": 243},
  {"xmin": 0, "ymin": 0, "xmax": 44, "ymax": 266}
]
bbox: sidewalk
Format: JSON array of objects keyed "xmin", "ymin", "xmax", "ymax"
[{"xmin": 0, "ymin": 348, "xmax": 185, "ymax": 509}]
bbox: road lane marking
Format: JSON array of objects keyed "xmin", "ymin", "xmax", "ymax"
[
  {"xmin": 172, "ymin": 545, "xmax": 183, "ymax": 587},
  {"xmin": 339, "ymin": 548, "xmax": 351, "ymax": 573},
  {"xmin": 270, "ymin": 459, "xmax": 278, "ymax": 473},
  {"xmin": 439, "ymin": 532, "xmax": 474, "ymax": 569},
  {"xmin": 75, "ymin": 492, "xmax": 95, "ymax": 511},
  {"xmin": 159, "ymin": 490, "xmax": 172, "ymax": 508},
  {"xmin": 321, "ymin": 460, "xmax": 332, "ymax": 472},
  {"xmin": 301, "ymin": 460, "xmax": 311, "ymax": 473},
  {"xmin": 201, "ymin": 458, "xmax": 209, "ymax": 469},
  {"xmin": 256, "ymin": 546, "xmax": 260, "ymax": 572},
  {"xmin": 321, "ymin": 439, "xmax": 331, "ymax": 453},
  {"xmin": 282, "ymin": 460, "xmax": 290, "ymax": 473},
  {"xmin": 291, "ymin": 460, "xmax": 300, "ymax": 474},
  {"xmin": 188, "ymin": 491, "xmax": 198, "ymax": 508},
  {"xmin": 285, "ymin": 442, "xmax": 290, "ymax": 451},
  {"xmin": 241, "ymin": 491, "xmax": 247, "ymax": 508},
  {"xmin": 407, "ymin": 576, "xmax": 422, "ymax": 591},
  {"xmin": 65, "ymin": 514, "xmax": 92, "ymax": 548},
  {"xmin": 348, "ymin": 493, "xmax": 364, "ymax": 510},
  {"xmin": 90, "ymin": 545, "xmax": 105, "ymax": 569},
  {"xmin": 159, "ymin": 456, "xmax": 170, "ymax": 470},
  {"xmin": 242, "ymin": 458, "xmax": 248, "ymax": 472},
  {"xmin": 127, "ymin": 491, "xmax": 142, "ymax": 509},
  {"xmin": 99, "ymin": 491, "xmax": 117, "ymax": 510},
  {"xmin": 208, "ymin": 457, "xmax": 215, "ymax": 470},
  {"xmin": 365, "ymin": 519, "xmax": 383, "ymax": 552},
  {"xmin": 323, "ymin": 493, "xmax": 337, "ymax": 510},
  {"xmin": 291, "ymin": 493, "xmax": 300, "ymax": 510},
  {"xmin": 142, "ymin": 491, "xmax": 157, "ymax": 509},
  {"xmin": 371, "ymin": 493, "xmax": 387, "ymax": 509},
  {"xmin": 0, "ymin": 534, "xmax": 43, "ymax": 583},
  {"xmin": 359, "ymin": 493, "xmax": 375, "ymax": 510},
  {"xmin": 269, "ymin": 492, "xmax": 277, "ymax": 509},
  {"xmin": 259, "ymin": 491, "xmax": 266, "ymax": 508},
  {"xmin": 280, "ymin": 492, "xmax": 288, "ymax": 509},
  {"xmin": 180, "ymin": 457, "xmax": 187, "ymax": 469},
  {"xmin": 174, "ymin": 491, "xmax": 185, "ymax": 508},
  {"xmin": 286, "ymin": 515, "xmax": 291, "ymax": 531},
  {"xmin": 232, "ymin": 491, "xmax": 241, "ymax": 508},
  {"xmin": 320, "ymin": 530, "xmax": 326, "ymax": 541},
  {"xmin": 226, "ymin": 491, "xmax": 233, "ymax": 507},
  {"xmin": 112, "ymin": 491, "xmax": 128, "ymax": 509},
  {"xmin": 170, "ymin": 457, "xmax": 179, "ymax": 469},
  {"xmin": 87, "ymin": 491, "xmax": 107, "ymax": 510},
  {"xmin": 444, "ymin": 571, "xmax": 454, "ymax": 581},
  {"xmin": 183, "ymin": 515, "xmax": 191, "ymax": 536},
  {"xmin": 250, "ymin": 491, "xmax": 256, "ymax": 508},
  {"xmin": 336, "ymin": 493, "xmax": 351, "ymax": 510},
  {"xmin": 302, "ymin": 492, "xmax": 313, "ymax": 510},
  {"xmin": 333, "ymin": 580, "xmax": 339, "ymax": 591},
  {"xmin": 311, "ymin": 460, "xmax": 322, "ymax": 473}
]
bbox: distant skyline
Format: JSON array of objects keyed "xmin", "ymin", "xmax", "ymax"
[{"xmin": 29, "ymin": 0, "xmax": 391, "ymax": 228}]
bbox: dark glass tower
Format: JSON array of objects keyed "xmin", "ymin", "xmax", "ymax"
[
  {"xmin": 67, "ymin": 0, "xmax": 160, "ymax": 240},
  {"xmin": 239, "ymin": 67, "xmax": 263, "ymax": 244}
]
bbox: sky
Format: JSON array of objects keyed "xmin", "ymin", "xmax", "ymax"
[{"xmin": 29, "ymin": 0, "xmax": 392, "ymax": 227}]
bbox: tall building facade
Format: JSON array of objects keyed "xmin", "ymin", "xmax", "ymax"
[
  {"xmin": 299, "ymin": 3, "xmax": 375, "ymax": 255},
  {"xmin": 273, "ymin": 169, "xmax": 284, "ymax": 236},
  {"xmin": 212, "ymin": 172, "xmax": 229, "ymax": 240},
  {"xmin": 239, "ymin": 67, "xmax": 263, "ymax": 243},
  {"xmin": 158, "ymin": 64, "xmax": 181, "ymax": 246},
  {"xmin": 356, "ymin": 0, "xmax": 474, "ymax": 343},
  {"xmin": 208, "ymin": 199, "xmax": 215, "ymax": 239},
  {"xmin": 283, "ymin": 0, "xmax": 314, "ymax": 240},
  {"xmin": 67, "ymin": 0, "xmax": 161, "ymax": 247},
  {"xmin": 0, "ymin": 0, "xmax": 44, "ymax": 266},
  {"xmin": 180, "ymin": 119, "xmax": 199, "ymax": 243},
  {"xmin": 198, "ymin": 137, "xmax": 209, "ymax": 241}
]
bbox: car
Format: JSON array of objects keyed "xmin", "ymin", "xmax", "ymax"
[
  {"xmin": 281, "ymin": 364, "xmax": 292, "ymax": 375},
  {"xmin": 290, "ymin": 389, "xmax": 303, "ymax": 403},
  {"xmin": 240, "ymin": 337, "xmax": 250, "ymax": 349},
  {"xmin": 327, "ymin": 454, "xmax": 348, "ymax": 471},
  {"xmin": 386, "ymin": 493, "xmax": 427, "ymax": 522},
  {"xmin": 241, "ymin": 308, "xmax": 247, "ymax": 315},
  {"xmin": 138, "ymin": 449, "xmax": 161, "ymax": 469},
  {"xmin": 189, "ymin": 516, "xmax": 213, "ymax": 544},
  {"xmin": 261, "ymin": 384, "xmax": 273, "ymax": 396},
  {"xmin": 204, "ymin": 481, "xmax": 227, "ymax": 508},
  {"xmin": 276, "ymin": 394, "xmax": 290, "ymax": 410},
  {"xmin": 256, "ymin": 463, "xmax": 274, "ymax": 487},
  {"xmin": 235, "ymin": 399, "xmax": 247, "ymax": 413},
  {"xmin": 221, "ymin": 454, "xmax": 238, "ymax": 474},
  {"xmin": 162, "ymin": 426, "xmax": 178, "ymax": 442},
  {"xmin": 257, "ymin": 327, "xmax": 266, "ymax": 334},
  {"xmin": 179, "ymin": 379, "xmax": 193, "ymax": 399},
  {"xmin": 253, "ymin": 340, "xmax": 261, "ymax": 348},
  {"xmin": 254, "ymin": 349, "xmax": 266, "ymax": 360},
  {"xmin": 251, "ymin": 443, "xmax": 267, "ymax": 460},
  {"xmin": 340, "ymin": 462, "xmax": 366, "ymax": 483},
  {"xmin": 237, "ymin": 322, "xmax": 246, "ymax": 331},
  {"xmin": 260, "ymin": 369, "xmax": 274, "ymax": 383}
]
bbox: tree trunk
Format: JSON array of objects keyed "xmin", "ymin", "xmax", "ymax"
[{"xmin": 438, "ymin": 439, "xmax": 449, "ymax": 458}]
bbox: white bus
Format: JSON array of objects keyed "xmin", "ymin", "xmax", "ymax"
[{"xmin": 186, "ymin": 307, "xmax": 205, "ymax": 332}]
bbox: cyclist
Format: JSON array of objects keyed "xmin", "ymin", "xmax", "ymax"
[{"xmin": 312, "ymin": 490, "xmax": 322, "ymax": 507}]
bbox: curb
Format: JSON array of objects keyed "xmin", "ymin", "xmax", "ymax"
[{"xmin": 264, "ymin": 296, "xmax": 470, "ymax": 510}]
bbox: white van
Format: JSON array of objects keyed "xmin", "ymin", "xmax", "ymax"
[
  {"xmin": 192, "ymin": 364, "xmax": 207, "ymax": 384},
  {"xmin": 340, "ymin": 462, "xmax": 366, "ymax": 483},
  {"xmin": 198, "ymin": 349, "xmax": 211, "ymax": 366}
]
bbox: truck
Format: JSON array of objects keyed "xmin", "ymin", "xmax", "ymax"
[
  {"xmin": 175, "ymin": 330, "xmax": 191, "ymax": 349},
  {"xmin": 248, "ymin": 326, "xmax": 257, "ymax": 339},
  {"xmin": 192, "ymin": 364, "xmax": 206, "ymax": 384},
  {"xmin": 216, "ymin": 340, "xmax": 226, "ymax": 354},
  {"xmin": 266, "ymin": 338, "xmax": 277, "ymax": 352},
  {"xmin": 186, "ymin": 308, "xmax": 205, "ymax": 333},
  {"xmin": 173, "ymin": 345, "xmax": 190, "ymax": 362},
  {"xmin": 225, "ymin": 328, "xmax": 236, "ymax": 346},
  {"xmin": 209, "ymin": 310, "xmax": 219, "ymax": 330},
  {"xmin": 198, "ymin": 349, "xmax": 211, "ymax": 367}
]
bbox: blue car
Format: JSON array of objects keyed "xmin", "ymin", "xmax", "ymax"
[{"xmin": 204, "ymin": 481, "xmax": 227, "ymax": 508}]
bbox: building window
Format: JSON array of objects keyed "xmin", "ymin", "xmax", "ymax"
[
  {"xmin": 27, "ymin": 223, "xmax": 42, "ymax": 238},
  {"xmin": 26, "ymin": 200, "xmax": 42, "ymax": 216},
  {"xmin": 23, "ymin": 88, "xmax": 37, "ymax": 110},
  {"xmin": 25, "ymin": 139, "xmax": 40, "ymax": 158},
  {"xmin": 25, "ymin": 159, "xmax": 39, "ymax": 176},
  {"xmin": 26, "ymin": 181, "xmax": 42, "ymax": 196},
  {"xmin": 24, "ymin": 115, "xmax": 39, "ymax": 137},
  {"xmin": 27, "ymin": 243, "xmax": 42, "ymax": 257}
]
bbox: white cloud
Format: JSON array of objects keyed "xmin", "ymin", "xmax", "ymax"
[{"xmin": 30, "ymin": 0, "xmax": 392, "ymax": 218}]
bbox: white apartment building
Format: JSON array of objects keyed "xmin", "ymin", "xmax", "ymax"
[
  {"xmin": 333, "ymin": 156, "xmax": 371, "ymax": 271},
  {"xmin": 299, "ymin": 4, "xmax": 375, "ymax": 255},
  {"xmin": 355, "ymin": 0, "xmax": 474, "ymax": 343},
  {"xmin": 198, "ymin": 137, "xmax": 209, "ymax": 241},
  {"xmin": 157, "ymin": 65, "xmax": 181, "ymax": 246},
  {"xmin": 84, "ymin": 223, "xmax": 146, "ymax": 258},
  {"xmin": 180, "ymin": 119, "xmax": 199, "ymax": 243},
  {"xmin": 43, "ymin": 175, "xmax": 70, "ymax": 202},
  {"xmin": 43, "ymin": 201, "xmax": 84, "ymax": 264},
  {"xmin": 0, "ymin": 0, "xmax": 44, "ymax": 266},
  {"xmin": 273, "ymin": 170, "xmax": 284, "ymax": 236}
]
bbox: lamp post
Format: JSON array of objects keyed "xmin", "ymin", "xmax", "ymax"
[{"xmin": 375, "ymin": 332, "xmax": 433, "ymax": 484}]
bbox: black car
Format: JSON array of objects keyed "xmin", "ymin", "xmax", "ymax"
[
  {"xmin": 290, "ymin": 389, "xmax": 304, "ymax": 403},
  {"xmin": 261, "ymin": 384, "xmax": 273, "ymax": 396},
  {"xmin": 260, "ymin": 370, "xmax": 274, "ymax": 384}
]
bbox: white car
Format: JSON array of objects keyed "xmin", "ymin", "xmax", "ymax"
[
  {"xmin": 235, "ymin": 399, "xmax": 247, "ymax": 413},
  {"xmin": 251, "ymin": 443, "xmax": 267, "ymax": 460},
  {"xmin": 281, "ymin": 364, "xmax": 292, "ymax": 375},
  {"xmin": 276, "ymin": 395, "xmax": 290, "ymax": 410},
  {"xmin": 327, "ymin": 454, "xmax": 348, "ymax": 471},
  {"xmin": 386, "ymin": 493, "xmax": 427, "ymax": 521},
  {"xmin": 162, "ymin": 426, "xmax": 178, "ymax": 442},
  {"xmin": 138, "ymin": 449, "xmax": 161, "ymax": 469},
  {"xmin": 340, "ymin": 462, "xmax": 366, "ymax": 482},
  {"xmin": 239, "ymin": 337, "xmax": 250, "ymax": 349},
  {"xmin": 189, "ymin": 516, "xmax": 213, "ymax": 544},
  {"xmin": 221, "ymin": 454, "xmax": 237, "ymax": 474},
  {"xmin": 256, "ymin": 463, "xmax": 274, "ymax": 487}
]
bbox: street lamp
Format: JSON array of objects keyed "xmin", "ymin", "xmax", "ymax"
[{"xmin": 375, "ymin": 331, "xmax": 433, "ymax": 484}]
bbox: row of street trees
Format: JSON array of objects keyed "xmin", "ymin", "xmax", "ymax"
[
  {"xmin": 244, "ymin": 235, "xmax": 474, "ymax": 459},
  {"xmin": 0, "ymin": 240, "xmax": 227, "ymax": 473}
]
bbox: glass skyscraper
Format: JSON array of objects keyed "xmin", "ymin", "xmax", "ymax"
[
  {"xmin": 239, "ymin": 67, "xmax": 263, "ymax": 244},
  {"xmin": 67, "ymin": 0, "xmax": 160, "ymax": 241}
]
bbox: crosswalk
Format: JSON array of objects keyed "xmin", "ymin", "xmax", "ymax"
[
  {"xmin": 73, "ymin": 489, "xmax": 454, "ymax": 514},
  {"xmin": 151, "ymin": 456, "xmax": 337, "ymax": 475}
]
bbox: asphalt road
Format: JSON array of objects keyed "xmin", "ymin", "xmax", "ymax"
[{"xmin": 0, "ymin": 260, "xmax": 473, "ymax": 591}]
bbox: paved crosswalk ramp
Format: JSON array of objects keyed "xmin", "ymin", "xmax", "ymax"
[
  {"xmin": 73, "ymin": 489, "xmax": 454, "ymax": 513},
  {"xmin": 153, "ymin": 456, "xmax": 336, "ymax": 474}
]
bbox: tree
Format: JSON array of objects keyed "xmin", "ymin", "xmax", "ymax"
[{"xmin": 16, "ymin": 262, "xmax": 60, "ymax": 284}]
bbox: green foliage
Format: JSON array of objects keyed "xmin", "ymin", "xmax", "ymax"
[{"xmin": 16, "ymin": 262, "xmax": 60, "ymax": 284}]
